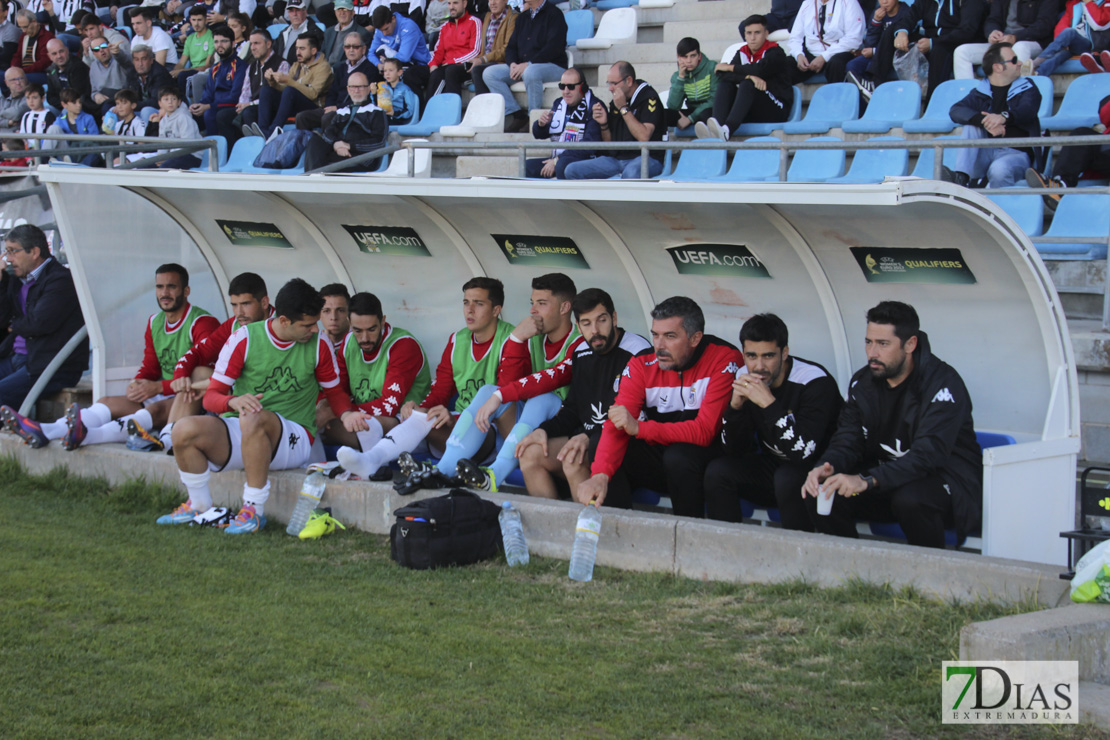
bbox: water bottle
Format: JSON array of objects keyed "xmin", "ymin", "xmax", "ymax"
[
  {"xmin": 568, "ymin": 501, "xmax": 602, "ymax": 582},
  {"xmin": 101, "ymin": 110, "xmax": 118, "ymax": 135},
  {"xmin": 499, "ymin": 501, "xmax": 529, "ymax": 566},
  {"xmin": 287, "ymin": 469, "xmax": 326, "ymax": 536}
]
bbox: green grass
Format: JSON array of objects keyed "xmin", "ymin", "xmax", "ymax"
[{"xmin": 0, "ymin": 456, "xmax": 1104, "ymax": 740}]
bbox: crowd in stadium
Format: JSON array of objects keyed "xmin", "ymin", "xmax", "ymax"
[{"xmin": 0, "ymin": 223, "xmax": 982, "ymax": 543}]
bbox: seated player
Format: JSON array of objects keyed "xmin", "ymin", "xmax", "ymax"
[
  {"xmin": 335, "ymin": 277, "xmax": 530, "ymax": 492},
  {"xmin": 513, "ymin": 288, "xmax": 651, "ymax": 502},
  {"xmin": 3, "ymin": 263, "xmax": 218, "ymax": 450},
  {"xmin": 319, "ymin": 283, "xmax": 351, "ymax": 351},
  {"xmin": 158, "ymin": 278, "xmax": 361, "ymax": 533}
]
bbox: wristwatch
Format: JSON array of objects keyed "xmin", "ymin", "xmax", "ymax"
[
  {"xmin": 860, "ymin": 474, "xmax": 876, "ymax": 491},
  {"xmin": 619, "ymin": 106, "xmax": 630, "ymax": 116}
]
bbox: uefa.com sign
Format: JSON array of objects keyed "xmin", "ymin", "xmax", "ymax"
[{"xmin": 942, "ymin": 661, "xmax": 1078, "ymax": 724}]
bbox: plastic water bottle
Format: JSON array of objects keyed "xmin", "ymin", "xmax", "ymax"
[
  {"xmin": 568, "ymin": 501, "xmax": 602, "ymax": 582},
  {"xmin": 101, "ymin": 110, "xmax": 118, "ymax": 135},
  {"xmin": 286, "ymin": 469, "xmax": 326, "ymax": 536},
  {"xmin": 499, "ymin": 501, "xmax": 529, "ymax": 566}
]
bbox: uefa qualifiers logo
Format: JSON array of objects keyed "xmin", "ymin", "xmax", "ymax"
[{"xmin": 942, "ymin": 661, "xmax": 1078, "ymax": 724}]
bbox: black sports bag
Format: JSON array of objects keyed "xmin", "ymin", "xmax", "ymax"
[{"xmin": 390, "ymin": 489, "xmax": 502, "ymax": 569}]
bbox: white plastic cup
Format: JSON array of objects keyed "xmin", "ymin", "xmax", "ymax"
[{"xmin": 816, "ymin": 486, "xmax": 834, "ymax": 516}]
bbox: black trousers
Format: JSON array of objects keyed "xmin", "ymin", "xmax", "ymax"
[
  {"xmin": 1053, "ymin": 126, "xmax": 1110, "ymax": 186},
  {"xmin": 703, "ymin": 453, "xmax": 813, "ymax": 531},
  {"xmin": 806, "ymin": 473, "xmax": 954, "ymax": 548},
  {"xmin": 524, "ymin": 150, "xmax": 591, "ymax": 178},
  {"xmin": 304, "ymin": 134, "xmax": 381, "ymax": 172},
  {"xmin": 471, "ymin": 62, "xmax": 494, "ymax": 95},
  {"xmin": 428, "ymin": 63, "xmax": 470, "ymax": 97},
  {"xmin": 712, "ymin": 79, "xmax": 792, "ymax": 131},
  {"xmin": 866, "ymin": 23, "xmax": 902, "ymax": 82},
  {"xmin": 403, "ymin": 64, "xmax": 431, "ymax": 103},
  {"xmin": 791, "ymin": 49, "xmax": 855, "ymax": 84},
  {"xmin": 608, "ymin": 438, "xmax": 720, "ymax": 517},
  {"xmin": 925, "ymin": 40, "xmax": 957, "ymax": 105}
]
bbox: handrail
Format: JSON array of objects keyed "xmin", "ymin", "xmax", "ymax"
[
  {"xmin": 0, "ymin": 133, "xmax": 220, "ymax": 171},
  {"xmin": 18, "ymin": 325, "xmax": 89, "ymax": 417}
]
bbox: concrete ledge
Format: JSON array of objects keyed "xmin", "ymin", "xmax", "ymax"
[{"xmin": 0, "ymin": 435, "xmax": 1070, "ymax": 607}]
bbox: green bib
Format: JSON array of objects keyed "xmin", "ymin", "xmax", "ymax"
[
  {"xmin": 150, "ymin": 304, "xmax": 211, "ymax": 381},
  {"xmin": 450, "ymin": 319, "xmax": 515, "ymax": 413},
  {"xmin": 343, "ymin": 324, "xmax": 431, "ymax": 409},
  {"xmin": 528, "ymin": 327, "xmax": 581, "ymax": 400},
  {"xmin": 228, "ymin": 320, "xmax": 322, "ymax": 432}
]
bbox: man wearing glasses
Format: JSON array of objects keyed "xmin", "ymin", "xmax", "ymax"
[
  {"xmin": 323, "ymin": 0, "xmax": 373, "ymax": 68},
  {"xmin": 296, "ymin": 30, "xmax": 376, "ymax": 132},
  {"xmin": 0, "ymin": 224, "xmax": 88, "ymax": 412},
  {"xmin": 303, "ymin": 71, "xmax": 387, "ymax": 171},
  {"xmin": 564, "ymin": 61, "xmax": 666, "ymax": 180},
  {"xmin": 526, "ymin": 67, "xmax": 599, "ymax": 179},
  {"xmin": 87, "ymin": 35, "xmax": 136, "ymax": 118},
  {"xmin": 943, "ymin": 41, "xmax": 1042, "ymax": 189}
]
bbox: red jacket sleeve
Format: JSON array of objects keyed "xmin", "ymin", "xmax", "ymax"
[
  {"xmin": 174, "ymin": 316, "xmax": 234, "ymax": 382},
  {"xmin": 590, "ymin": 357, "xmax": 645, "ymax": 479},
  {"xmin": 357, "ymin": 335, "xmax": 426, "ymax": 416},
  {"xmin": 315, "ymin": 336, "xmax": 354, "ymax": 418},
  {"xmin": 419, "ymin": 334, "xmax": 458, "ymax": 409},
  {"xmin": 496, "ymin": 334, "xmax": 531, "ymax": 386},
  {"xmin": 498, "ymin": 343, "xmax": 576, "ymax": 402},
  {"xmin": 203, "ymin": 327, "xmax": 247, "ymax": 415},
  {"xmin": 636, "ymin": 349, "xmax": 739, "ymax": 447}
]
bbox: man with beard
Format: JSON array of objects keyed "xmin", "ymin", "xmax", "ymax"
[
  {"xmin": 233, "ymin": 30, "xmax": 288, "ymax": 135},
  {"xmin": 512, "ymin": 288, "xmax": 651, "ymax": 504},
  {"xmin": 3, "ymin": 264, "xmax": 219, "ymax": 450},
  {"xmin": 803, "ymin": 301, "xmax": 982, "ymax": 548},
  {"xmin": 526, "ymin": 67, "xmax": 600, "ymax": 179},
  {"xmin": 427, "ymin": 0, "xmax": 481, "ymax": 97},
  {"xmin": 704, "ymin": 313, "xmax": 842, "ymax": 529},
  {"xmin": 188, "ymin": 24, "xmax": 246, "ymax": 139}
]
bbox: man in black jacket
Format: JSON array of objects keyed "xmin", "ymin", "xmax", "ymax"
[
  {"xmin": 803, "ymin": 301, "xmax": 981, "ymax": 548},
  {"xmin": 0, "ymin": 224, "xmax": 88, "ymax": 411},
  {"xmin": 304, "ymin": 71, "xmax": 387, "ymax": 171},
  {"xmin": 130, "ymin": 44, "xmax": 173, "ymax": 117},
  {"xmin": 44, "ymin": 38, "xmax": 92, "ymax": 113},
  {"xmin": 705, "ymin": 314, "xmax": 842, "ymax": 530},
  {"xmin": 952, "ymin": 0, "xmax": 1056, "ymax": 79},
  {"xmin": 893, "ymin": 0, "xmax": 986, "ymax": 101}
]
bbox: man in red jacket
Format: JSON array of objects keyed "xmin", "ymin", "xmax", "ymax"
[
  {"xmin": 427, "ymin": 0, "xmax": 482, "ymax": 97},
  {"xmin": 11, "ymin": 10, "xmax": 55, "ymax": 88},
  {"xmin": 577, "ymin": 296, "xmax": 743, "ymax": 516}
]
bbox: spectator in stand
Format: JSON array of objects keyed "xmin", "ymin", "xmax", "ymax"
[
  {"xmin": 892, "ymin": 0, "xmax": 986, "ymax": 102},
  {"xmin": 110, "ymin": 88, "xmax": 149, "ymax": 164},
  {"xmin": 226, "ymin": 12, "xmax": 252, "ymax": 59},
  {"xmin": 130, "ymin": 44, "xmax": 174, "ymax": 121},
  {"xmin": 12, "ymin": 10, "xmax": 56, "ymax": 89},
  {"xmin": 44, "ymin": 37, "xmax": 91, "ymax": 113},
  {"xmin": 789, "ymin": 0, "xmax": 866, "ymax": 84},
  {"xmin": 141, "ymin": 84, "xmax": 203, "ymax": 168},
  {"xmin": 469, "ymin": 0, "xmax": 516, "ymax": 97},
  {"xmin": 376, "ymin": 56, "xmax": 418, "ymax": 123},
  {"xmin": 304, "ymin": 71, "xmax": 387, "ymax": 170},
  {"xmin": 1026, "ymin": 94, "xmax": 1110, "ymax": 210},
  {"xmin": 234, "ymin": 28, "xmax": 286, "ymax": 134},
  {"xmin": 87, "ymin": 35, "xmax": 136, "ymax": 117},
  {"xmin": 323, "ymin": 0, "xmax": 373, "ymax": 67},
  {"xmin": 296, "ymin": 30, "xmax": 374, "ymax": 130},
  {"xmin": 249, "ymin": 31, "xmax": 333, "ymax": 138},
  {"xmin": 36, "ymin": 0, "xmax": 91, "ymax": 55},
  {"xmin": 274, "ymin": 0, "xmax": 313, "ymax": 65},
  {"xmin": 188, "ymin": 24, "xmax": 245, "ymax": 137},
  {"xmin": 0, "ymin": 137, "xmax": 31, "ymax": 165},
  {"xmin": 169, "ymin": 6, "xmax": 215, "ymax": 95},
  {"xmin": 370, "ymin": 5, "xmax": 432, "ymax": 101},
  {"xmin": 944, "ymin": 41, "xmax": 1041, "ymax": 188},
  {"xmin": 845, "ymin": 0, "xmax": 911, "ymax": 100},
  {"xmin": 43, "ymin": 85, "xmax": 102, "ymax": 165},
  {"xmin": 0, "ymin": 67, "xmax": 30, "ymax": 127},
  {"xmin": 700, "ymin": 15, "xmax": 793, "ymax": 140},
  {"xmin": 0, "ymin": 2, "xmax": 25, "ymax": 72},
  {"xmin": 427, "ymin": 0, "xmax": 480, "ymax": 97},
  {"xmin": 130, "ymin": 8, "xmax": 179, "ymax": 67},
  {"xmin": 666, "ymin": 37, "xmax": 716, "ymax": 134},
  {"xmin": 19, "ymin": 86, "xmax": 54, "ymax": 146},
  {"xmin": 1030, "ymin": 0, "xmax": 1110, "ymax": 76},
  {"xmin": 564, "ymin": 61, "xmax": 666, "ymax": 179},
  {"xmin": 0, "ymin": 224, "xmax": 88, "ymax": 412},
  {"xmin": 424, "ymin": 0, "xmax": 449, "ymax": 48},
  {"xmin": 482, "ymin": 0, "xmax": 565, "ymax": 133},
  {"xmin": 740, "ymin": 0, "xmax": 804, "ymax": 40},
  {"xmin": 952, "ymin": 0, "xmax": 1055, "ymax": 79},
  {"xmin": 526, "ymin": 66, "xmax": 598, "ymax": 178},
  {"xmin": 75, "ymin": 10, "xmax": 129, "ymax": 67}
]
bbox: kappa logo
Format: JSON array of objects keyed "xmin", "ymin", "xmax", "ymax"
[
  {"xmin": 933, "ymin": 387, "xmax": 955, "ymax": 404},
  {"xmin": 782, "ymin": 427, "xmax": 795, "ymax": 441},
  {"xmin": 388, "ymin": 382, "xmax": 401, "ymax": 393},
  {"xmin": 775, "ymin": 416, "xmax": 789, "ymax": 429},
  {"xmin": 589, "ymin": 402, "xmax": 606, "ymax": 427},
  {"xmin": 159, "ymin": 346, "xmax": 178, "ymax": 374},
  {"xmin": 354, "ymin": 377, "xmax": 382, "ymax": 402},
  {"xmin": 288, "ymin": 432, "xmax": 300, "ymax": 449},
  {"xmin": 622, "ymin": 366, "xmax": 632, "ymax": 377},
  {"xmin": 257, "ymin": 366, "xmax": 303, "ymax": 395},
  {"xmin": 457, "ymin": 379, "xmax": 484, "ymax": 409},
  {"xmin": 723, "ymin": 362, "xmax": 740, "ymax": 375},
  {"xmin": 881, "ymin": 439, "xmax": 910, "ymax": 458}
]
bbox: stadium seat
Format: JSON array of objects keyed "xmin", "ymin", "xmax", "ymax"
[
  {"xmin": 364, "ymin": 140, "xmax": 433, "ymax": 177},
  {"xmin": 638, "ymin": 0, "xmax": 674, "ymax": 7},
  {"xmin": 782, "ymin": 83, "xmax": 859, "ymax": 134},
  {"xmin": 719, "ymin": 42, "xmax": 742, "ymax": 67},
  {"xmin": 393, "ymin": 93, "xmax": 462, "ymax": 136},
  {"xmin": 901, "ymin": 78, "xmax": 976, "ymax": 133},
  {"xmin": 596, "ymin": 0, "xmax": 637, "ymax": 8},
  {"xmin": 565, "ymin": 9, "xmax": 594, "ymax": 47},
  {"xmin": 825, "ymin": 136, "xmax": 908, "ymax": 183},
  {"xmin": 1041, "ymin": 74, "xmax": 1110, "ymax": 130},
  {"xmin": 659, "ymin": 139, "xmax": 727, "ymax": 181},
  {"xmin": 909, "ymin": 134, "xmax": 961, "ymax": 178},
  {"xmin": 440, "ymin": 93, "xmax": 505, "ymax": 135},
  {"xmin": 194, "ymin": 135, "xmax": 227, "ymax": 170},
  {"xmin": 1027, "ymin": 75, "xmax": 1054, "ymax": 121},
  {"xmin": 736, "ymin": 85, "xmax": 803, "ymax": 135},
  {"xmin": 267, "ymin": 23, "xmax": 287, "ymax": 40},
  {"xmin": 714, "ymin": 136, "xmax": 781, "ymax": 182},
  {"xmin": 984, "ymin": 193, "xmax": 1044, "ymax": 236},
  {"xmin": 281, "ymin": 150, "xmax": 306, "ymax": 175},
  {"xmin": 786, "ymin": 136, "xmax": 846, "ymax": 182},
  {"xmin": 841, "ymin": 81, "xmax": 921, "ymax": 134},
  {"xmin": 222, "ymin": 137, "xmax": 264, "ymax": 172},
  {"xmin": 576, "ymin": 7, "xmax": 637, "ymax": 49},
  {"xmin": 1032, "ymin": 193, "xmax": 1110, "ymax": 260}
]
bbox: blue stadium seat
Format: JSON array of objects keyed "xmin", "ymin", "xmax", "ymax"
[
  {"xmin": 1027, "ymin": 75, "xmax": 1054, "ymax": 121},
  {"xmin": 281, "ymin": 150, "xmax": 306, "ymax": 175},
  {"xmin": 198, "ymin": 134, "xmax": 227, "ymax": 169},
  {"xmin": 267, "ymin": 23, "xmax": 287, "ymax": 40},
  {"xmin": 841, "ymin": 81, "xmax": 921, "ymax": 134},
  {"xmin": 826, "ymin": 136, "xmax": 908, "ymax": 183},
  {"xmin": 222, "ymin": 137, "xmax": 264, "ymax": 172},
  {"xmin": 1052, "ymin": 58, "xmax": 1087, "ymax": 74},
  {"xmin": 1041, "ymin": 74, "xmax": 1110, "ymax": 130},
  {"xmin": 782, "ymin": 83, "xmax": 859, "ymax": 134},
  {"xmin": 661, "ymin": 139, "xmax": 727, "ymax": 181},
  {"xmin": 596, "ymin": 0, "xmax": 637, "ymax": 8},
  {"xmin": 984, "ymin": 193, "xmax": 1045, "ymax": 236},
  {"xmin": 902, "ymin": 78, "xmax": 976, "ymax": 133},
  {"xmin": 714, "ymin": 136, "xmax": 782, "ymax": 181},
  {"xmin": 393, "ymin": 93, "xmax": 461, "ymax": 136},
  {"xmin": 1032, "ymin": 193, "xmax": 1110, "ymax": 260},
  {"xmin": 909, "ymin": 134, "xmax": 961, "ymax": 178},
  {"xmin": 736, "ymin": 85, "xmax": 803, "ymax": 135},
  {"xmin": 786, "ymin": 136, "xmax": 846, "ymax": 182},
  {"xmin": 565, "ymin": 9, "xmax": 595, "ymax": 47}
]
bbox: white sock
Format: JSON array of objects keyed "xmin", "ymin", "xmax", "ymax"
[
  {"xmin": 84, "ymin": 402, "xmax": 112, "ymax": 428},
  {"xmin": 41, "ymin": 419, "xmax": 68, "ymax": 440},
  {"xmin": 354, "ymin": 417, "xmax": 384, "ymax": 452},
  {"xmin": 242, "ymin": 482, "xmax": 270, "ymax": 515},
  {"xmin": 159, "ymin": 421, "xmax": 174, "ymax": 451},
  {"xmin": 338, "ymin": 411, "xmax": 434, "ymax": 477},
  {"xmin": 179, "ymin": 469, "xmax": 212, "ymax": 511},
  {"xmin": 84, "ymin": 418, "xmax": 129, "ymax": 445}
]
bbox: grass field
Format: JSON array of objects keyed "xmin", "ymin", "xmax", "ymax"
[{"xmin": 0, "ymin": 456, "xmax": 1104, "ymax": 740}]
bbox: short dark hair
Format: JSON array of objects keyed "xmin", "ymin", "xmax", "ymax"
[
  {"xmin": 114, "ymin": 88, "xmax": 140, "ymax": 104},
  {"xmin": 650, "ymin": 296, "xmax": 704, "ymax": 336},
  {"xmin": 613, "ymin": 60, "xmax": 635, "ymax": 82},
  {"xmin": 739, "ymin": 313, "xmax": 788, "ymax": 348},
  {"xmin": 571, "ymin": 288, "xmax": 615, "ymax": 320},
  {"xmin": 866, "ymin": 300, "xmax": 920, "ymax": 344},
  {"xmin": 462, "ymin": 276, "xmax": 505, "ymax": 308},
  {"xmin": 155, "ymin": 262, "xmax": 189, "ymax": 287},
  {"xmin": 296, "ymin": 31, "xmax": 320, "ymax": 51},
  {"xmin": 228, "ymin": 271, "xmax": 267, "ymax": 299},
  {"xmin": 188, "ymin": 5, "xmax": 207, "ymax": 17},
  {"xmin": 381, "ymin": 57, "xmax": 402, "ymax": 71},
  {"xmin": 274, "ymin": 277, "xmax": 324, "ymax": 322},
  {"xmin": 210, "ymin": 23, "xmax": 234, "ymax": 41},
  {"xmin": 59, "ymin": 87, "xmax": 82, "ymax": 104},
  {"xmin": 371, "ymin": 5, "xmax": 392, "ymax": 27},
  {"xmin": 74, "ymin": 10, "xmax": 98, "ymax": 28},
  {"xmin": 6, "ymin": 223, "xmax": 47, "ymax": 256},
  {"xmin": 249, "ymin": 28, "xmax": 272, "ymax": 43},
  {"xmin": 531, "ymin": 273, "xmax": 576, "ymax": 304},
  {"xmin": 982, "ymin": 41, "xmax": 1013, "ymax": 72},
  {"xmin": 676, "ymin": 37, "xmax": 700, "ymax": 56},
  {"xmin": 319, "ymin": 282, "xmax": 350, "ymax": 301},
  {"xmin": 741, "ymin": 14, "xmax": 768, "ymax": 31},
  {"xmin": 349, "ymin": 291, "xmax": 383, "ymax": 319},
  {"xmin": 157, "ymin": 85, "xmax": 181, "ymax": 100},
  {"xmin": 129, "ymin": 6, "xmax": 153, "ymax": 21}
]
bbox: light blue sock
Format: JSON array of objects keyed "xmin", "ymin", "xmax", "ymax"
[
  {"xmin": 488, "ymin": 393, "xmax": 563, "ymax": 484},
  {"xmin": 437, "ymin": 384, "xmax": 509, "ymax": 475}
]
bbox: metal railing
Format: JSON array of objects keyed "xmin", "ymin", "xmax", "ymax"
[
  {"xmin": 18, "ymin": 325, "xmax": 88, "ymax": 418},
  {"xmin": 0, "ymin": 133, "xmax": 219, "ymax": 171}
]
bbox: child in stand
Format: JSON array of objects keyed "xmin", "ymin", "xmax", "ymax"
[
  {"xmin": 112, "ymin": 89, "xmax": 149, "ymax": 165},
  {"xmin": 19, "ymin": 88, "xmax": 55, "ymax": 150},
  {"xmin": 377, "ymin": 57, "xmax": 419, "ymax": 126},
  {"xmin": 45, "ymin": 87, "xmax": 103, "ymax": 167},
  {"xmin": 0, "ymin": 138, "xmax": 32, "ymax": 167},
  {"xmin": 142, "ymin": 85, "xmax": 203, "ymax": 168}
]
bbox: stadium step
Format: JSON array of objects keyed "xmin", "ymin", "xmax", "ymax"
[{"xmin": 1047, "ymin": 260, "xmax": 1106, "ymax": 321}]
